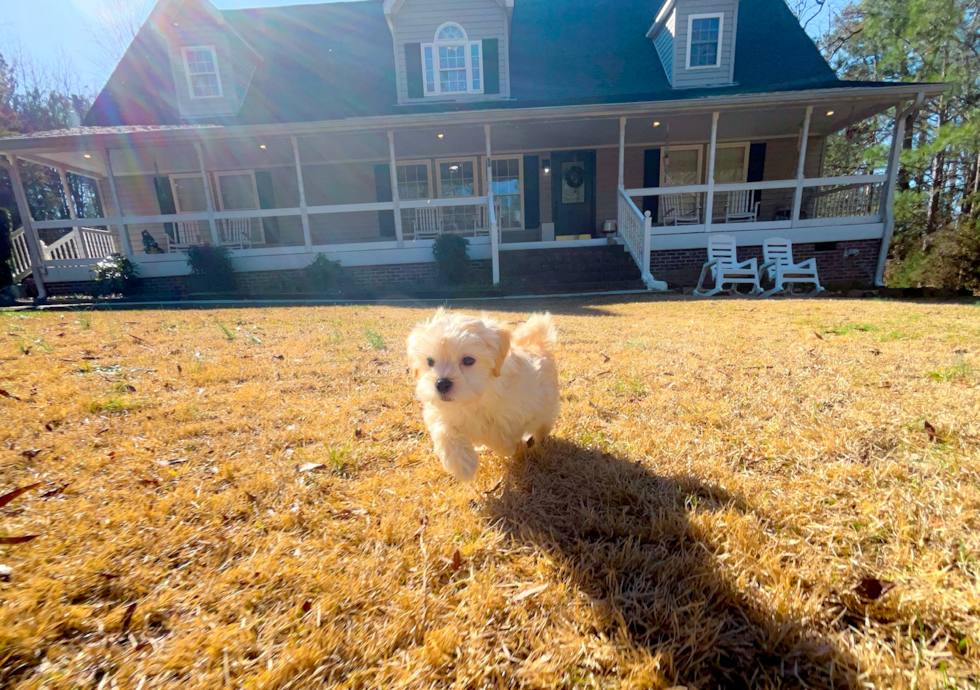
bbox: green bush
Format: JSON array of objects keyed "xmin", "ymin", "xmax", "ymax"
[
  {"xmin": 186, "ymin": 244, "xmax": 236, "ymax": 294},
  {"xmin": 91, "ymin": 253, "xmax": 140, "ymax": 297},
  {"xmin": 0, "ymin": 208, "xmax": 14, "ymax": 290},
  {"xmin": 304, "ymin": 254, "xmax": 347, "ymax": 294},
  {"xmin": 432, "ymin": 234, "xmax": 470, "ymax": 284}
]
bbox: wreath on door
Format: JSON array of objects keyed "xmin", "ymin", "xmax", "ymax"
[{"xmin": 563, "ymin": 165, "xmax": 586, "ymax": 189}]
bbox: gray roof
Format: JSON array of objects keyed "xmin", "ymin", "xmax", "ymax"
[{"xmin": 81, "ymin": 0, "xmax": 864, "ymax": 129}]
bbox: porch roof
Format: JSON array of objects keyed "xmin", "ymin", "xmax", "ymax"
[{"xmin": 79, "ymin": 0, "xmax": 943, "ymax": 130}]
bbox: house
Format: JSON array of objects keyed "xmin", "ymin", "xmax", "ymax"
[{"xmin": 0, "ymin": 0, "xmax": 944, "ymax": 298}]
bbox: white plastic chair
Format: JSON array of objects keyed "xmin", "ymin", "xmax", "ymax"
[
  {"xmin": 662, "ymin": 193, "xmax": 702, "ymax": 225},
  {"xmin": 759, "ymin": 237, "xmax": 824, "ymax": 296},
  {"xmin": 693, "ymin": 234, "xmax": 762, "ymax": 297},
  {"xmin": 724, "ymin": 190, "xmax": 760, "ymax": 223}
]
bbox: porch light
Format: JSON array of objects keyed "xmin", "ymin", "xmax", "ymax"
[
  {"xmin": 653, "ymin": 121, "xmax": 661, "ymax": 127},
  {"xmin": 826, "ymin": 110, "xmax": 835, "ymax": 116},
  {"xmin": 542, "ymin": 159, "xmax": 551, "ymax": 175},
  {"xmin": 83, "ymin": 154, "xmax": 92, "ymax": 159},
  {"xmin": 437, "ymin": 133, "xmax": 445, "ymax": 139},
  {"xmin": 259, "ymin": 144, "xmax": 267, "ymax": 150}
]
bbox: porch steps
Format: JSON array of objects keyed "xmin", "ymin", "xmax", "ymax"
[{"xmin": 499, "ymin": 244, "xmax": 646, "ymax": 292}]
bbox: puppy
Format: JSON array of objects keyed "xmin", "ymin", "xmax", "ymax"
[{"xmin": 407, "ymin": 309, "xmax": 559, "ymax": 482}]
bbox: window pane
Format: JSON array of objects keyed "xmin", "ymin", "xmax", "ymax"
[
  {"xmin": 438, "ymin": 25, "xmax": 464, "ymax": 40},
  {"xmin": 424, "ymin": 46, "xmax": 435, "ymax": 93},
  {"xmin": 713, "ymin": 147, "xmax": 746, "ymax": 183},
  {"xmin": 662, "ymin": 149, "xmax": 700, "ymax": 186},
  {"xmin": 690, "ymin": 18, "xmax": 720, "ymax": 66},
  {"xmin": 471, "ymin": 44, "xmax": 481, "ymax": 90},
  {"xmin": 219, "ymin": 174, "xmax": 257, "ymax": 210},
  {"xmin": 397, "ymin": 164, "xmax": 429, "ymax": 200},
  {"xmin": 440, "ymin": 161, "xmax": 475, "ymax": 197},
  {"xmin": 173, "ymin": 176, "xmax": 207, "ymax": 213}
]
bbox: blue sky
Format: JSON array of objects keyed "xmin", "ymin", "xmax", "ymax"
[{"xmin": 2, "ymin": 0, "xmax": 340, "ymax": 94}]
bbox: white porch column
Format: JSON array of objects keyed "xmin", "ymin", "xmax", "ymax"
[
  {"xmin": 291, "ymin": 136, "xmax": 313, "ymax": 252},
  {"xmin": 617, "ymin": 117, "xmax": 626, "ymax": 189},
  {"xmin": 101, "ymin": 149, "xmax": 134, "ymax": 258},
  {"xmin": 485, "ymin": 124, "xmax": 499, "ymax": 285},
  {"xmin": 194, "ymin": 142, "xmax": 221, "ymax": 245},
  {"xmin": 387, "ymin": 131, "xmax": 404, "ymax": 248},
  {"xmin": 704, "ymin": 111, "xmax": 720, "ymax": 231},
  {"xmin": 791, "ymin": 105, "xmax": 813, "ymax": 226},
  {"xmin": 4, "ymin": 155, "xmax": 47, "ymax": 299},
  {"xmin": 874, "ymin": 95, "xmax": 920, "ymax": 285}
]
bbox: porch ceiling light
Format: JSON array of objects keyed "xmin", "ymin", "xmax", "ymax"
[
  {"xmin": 826, "ymin": 110, "xmax": 835, "ymax": 116},
  {"xmin": 259, "ymin": 144, "xmax": 267, "ymax": 149},
  {"xmin": 83, "ymin": 154, "xmax": 92, "ymax": 159},
  {"xmin": 653, "ymin": 121, "xmax": 661, "ymax": 127},
  {"xmin": 437, "ymin": 133, "xmax": 445, "ymax": 139}
]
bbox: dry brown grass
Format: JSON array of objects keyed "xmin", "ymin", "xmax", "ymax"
[{"xmin": 1, "ymin": 297, "xmax": 979, "ymax": 689}]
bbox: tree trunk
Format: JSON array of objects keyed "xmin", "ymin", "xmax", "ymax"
[
  {"xmin": 927, "ymin": 149, "xmax": 947, "ymax": 234},
  {"xmin": 898, "ymin": 108, "xmax": 919, "ymax": 192}
]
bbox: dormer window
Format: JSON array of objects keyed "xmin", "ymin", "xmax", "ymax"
[
  {"xmin": 686, "ymin": 14, "xmax": 723, "ymax": 69},
  {"xmin": 422, "ymin": 23, "xmax": 483, "ymax": 96},
  {"xmin": 182, "ymin": 46, "xmax": 223, "ymax": 99}
]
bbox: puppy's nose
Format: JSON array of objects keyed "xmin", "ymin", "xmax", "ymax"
[{"xmin": 435, "ymin": 378, "xmax": 453, "ymax": 394}]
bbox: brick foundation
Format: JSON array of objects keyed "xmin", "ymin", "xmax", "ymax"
[
  {"xmin": 37, "ymin": 260, "xmax": 492, "ymax": 299},
  {"xmin": 650, "ymin": 239, "xmax": 881, "ymax": 289}
]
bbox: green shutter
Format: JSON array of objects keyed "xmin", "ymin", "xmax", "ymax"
[
  {"xmin": 254, "ymin": 171, "xmax": 280, "ymax": 245},
  {"xmin": 482, "ymin": 39, "xmax": 499, "ymax": 95},
  {"xmin": 374, "ymin": 164, "xmax": 396, "ymax": 238},
  {"xmin": 153, "ymin": 176, "xmax": 177, "ymax": 242},
  {"xmin": 406, "ymin": 43, "xmax": 424, "ymax": 99},
  {"xmin": 747, "ymin": 143, "xmax": 767, "ymax": 206},
  {"xmin": 523, "ymin": 155, "xmax": 540, "ymax": 230},
  {"xmin": 642, "ymin": 149, "xmax": 660, "ymax": 220}
]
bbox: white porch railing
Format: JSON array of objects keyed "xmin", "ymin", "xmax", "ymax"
[
  {"xmin": 8, "ymin": 225, "xmax": 116, "ymax": 281},
  {"xmin": 617, "ymin": 189, "xmax": 666, "ymax": 291},
  {"xmin": 10, "ymin": 227, "xmax": 33, "ymax": 281},
  {"xmin": 399, "ymin": 197, "xmax": 498, "ymax": 242}
]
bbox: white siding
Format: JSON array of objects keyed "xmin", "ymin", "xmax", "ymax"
[
  {"xmin": 672, "ymin": 0, "xmax": 737, "ymax": 89},
  {"xmin": 653, "ymin": 11, "xmax": 676, "ymax": 83},
  {"xmin": 392, "ymin": 0, "xmax": 509, "ymax": 103}
]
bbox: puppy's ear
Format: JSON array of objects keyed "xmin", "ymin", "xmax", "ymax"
[{"xmin": 489, "ymin": 326, "xmax": 511, "ymax": 377}]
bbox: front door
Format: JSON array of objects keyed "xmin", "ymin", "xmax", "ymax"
[{"xmin": 551, "ymin": 150, "xmax": 596, "ymax": 238}]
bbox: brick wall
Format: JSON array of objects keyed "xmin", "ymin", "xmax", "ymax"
[
  {"xmin": 39, "ymin": 260, "xmax": 493, "ymax": 299},
  {"xmin": 650, "ymin": 239, "xmax": 881, "ymax": 289}
]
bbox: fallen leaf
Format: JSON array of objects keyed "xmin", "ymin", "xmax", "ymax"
[
  {"xmin": 138, "ymin": 477, "xmax": 160, "ymax": 486},
  {"xmin": 0, "ymin": 389, "xmax": 21, "ymax": 401},
  {"xmin": 924, "ymin": 420, "xmax": 940, "ymax": 443},
  {"xmin": 122, "ymin": 385, "xmax": 136, "ymax": 393},
  {"xmin": 44, "ymin": 423, "xmax": 54, "ymax": 432},
  {"xmin": 814, "ymin": 332, "xmax": 825, "ymax": 340},
  {"xmin": 0, "ymin": 482, "xmax": 42, "ymax": 508},
  {"xmin": 0, "ymin": 564, "xmax": 11, "ymax": 581},
  {"xmin": 331, "ymin": 508, "xmax": 369, "ymax": 519},
  {"xmin": 0, "ymin": 535, "xmax": 40, "ymax": 545},
  {"xmin": 354, "ymin": 428, "xmax": 363, "ymax": 439},
  {"xmin": 298, "ymin": 463, "xmax": 326, "ymax": 473},
  {"xmin": 156, "ymin": 458, "xmax": 188, "ymax": 466},
  {"xmin": 120, "ymin": 602, "xmax": 138, "ymax": 634},
  {"xmin": 97, "ymin": 572, "xmax": 121, "ymax": 579},
  {"xmin": 301, "ymin": 600, "xmax": 312, "ymax": 613},
  {"xmin": 274, "ymin": 355, "xmax": 284, "ymax": 360},
  {"xmin": 599, "ymin": 352, "xmax": 611, "ymax": 362},
  {"xmin": 854, "ymin": 577, "xmax": 896, "ymax": 601},
  {"xmin": 176, "ymin": 364, "xmax": 182, "ymax": 375},
  {"xmin": 451, "ymin": 549, "xmax": 462, "ymax": 572},
  {"xmin": 40, "ymin": 482, "xmax": 72, "ymax": 499},
  {"xmin": 20, "ymin": 449, "xmax": 43, "ymax": 460},
  {"xmin": 512, "ymin": 583, "xmax": 548, "ymax": 602}
]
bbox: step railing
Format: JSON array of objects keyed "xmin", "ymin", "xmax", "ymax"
[
  {"xmin": 45, "ymin": 227, "xmax": 117, "ymax": 261},
  {"xmin": 9, "ymin": 227, "xmax": 33, "ymax": 281},
  {"xmin": 617, "ymin": 188, "xmax": 667, "ymax": 291}
]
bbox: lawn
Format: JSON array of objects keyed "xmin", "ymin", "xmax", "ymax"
[{"xmin": 1, "ymin": 297, "xmax": 979, "ymax": 689}]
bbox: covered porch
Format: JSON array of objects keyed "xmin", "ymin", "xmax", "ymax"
[{"xmin": 0, "ymin": 84, "xmax": 935, "ymax": 298}]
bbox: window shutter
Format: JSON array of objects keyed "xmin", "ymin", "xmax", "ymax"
[
  {"xmin": 405, "ymin": 43, "xmax": 424, "ymax": 99},
  {"xmin": 642, "ymin": 149, "xmax": 660, "ymax": 220},
  {"xmin": 747, "ymin": 143, "xmax": 767, "ymax": 206},
  {"xmin": 374, "ymin": 164, "xmax": 396, "ymax": 238},
  {"xmin": 153, "ymin": 176, "xmax": 177, "ymax": 243},
  {"xmin": 482, "ymin": 39, "xmax": 499, "ymax": 94},
  {"xmin": 523, "ymin": 155, "xmax": 540, "ymax": 230},
  {"xmin": 254, "ymin": 171, "xmax": 280, "ymax": 245}
]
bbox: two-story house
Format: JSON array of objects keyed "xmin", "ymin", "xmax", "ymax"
[{"xmin": 0, "ymin": 0, "xmax": 943, "ymax": 298}]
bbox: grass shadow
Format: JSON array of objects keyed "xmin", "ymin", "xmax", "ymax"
[{"xmin": 485, "ymin": 438, "xmax": 859, "ymax": 688}]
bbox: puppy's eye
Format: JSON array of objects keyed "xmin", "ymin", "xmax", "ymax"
[
  {"xmin": 461, "ymin": 357, "xmax": 476, "ymax": 367},
  {"xmin": 426, "ymin": 358, "xmax": 435, "ymax": 367}
]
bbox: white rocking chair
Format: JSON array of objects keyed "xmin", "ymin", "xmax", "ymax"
[
  {"xmin": 662, "ymin": 193, "xmax": 702, "ymax": 226},
  {"xmin": 411, "ymin": 207, "xmax": 442, "ymax": 240},
  {"xmin": 724, "ymin": 190, "xmax": 761, "ymax": 223},
  {"xmin": 759, "ymin": 237, "xmax": 824, "ymax": 296},
  {"xmin": 693, "ymin": 234, "xmax": 763, "ymax": 297}
]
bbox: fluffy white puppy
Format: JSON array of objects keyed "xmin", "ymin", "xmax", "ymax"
[{"xmin": 407, "ymin": 309, "xmax": 559, "ymax": 482}]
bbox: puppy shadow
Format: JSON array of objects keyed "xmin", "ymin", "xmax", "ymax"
[{"xmin": 485, "ymin": 438, "xmax": 860, "ymax": 689}]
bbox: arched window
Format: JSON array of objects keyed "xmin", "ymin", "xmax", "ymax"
[{"xmin": 422, "ymin": 23, "xmax": 483, "ymax": 96}]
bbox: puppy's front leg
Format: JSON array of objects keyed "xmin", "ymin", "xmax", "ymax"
[{"xmin": 430, "ymin": 424, "xmax": 479, "ymax": 482}]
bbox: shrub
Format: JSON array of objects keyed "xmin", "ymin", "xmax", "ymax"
[
  {"xmin": 305, "ymin": 254, "xmax": 347, "ymax": 294},
  {"xmin": 186, "ymin": 244, "xmax": 236, "ymax": 294},
  {"xmin": 432, "ymin": 234, "xmax": 469, "ymax": 284},
  {"xmin": 0, "ymin": 208, "xmax": 14, "ymax": 290},
  {"xmin": 91, "ymin": 253, "xmax": 140, "ymax": 297}
]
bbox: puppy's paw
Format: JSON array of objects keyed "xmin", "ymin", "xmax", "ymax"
[{"xmin": 441, "ymin": 444, "xmax": 479, "ymax": 482}]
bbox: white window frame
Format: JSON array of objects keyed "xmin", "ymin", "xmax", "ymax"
[
  {"xmin": 395, "ymin": 160, "xmax": 434, "ymax": 201},
  {"xmin": 169, "ymin": 173, "xmax": 210, "ymax": 214},
  {"xmin": 685, "ymin": 13, "xmax": 724, "ymax": 70},
  {"xmin": 422, "ymin": 23, "xmax": 484, "ymax": 97},
  {"xmin": 660, "ymin": 145, "xmax": 704, "ymax": 186},
  {"xmin": 181, "ymin": 45, "xmax": 224, "ymax": 100},
  {"xmin": 435, "ymin": 157, "xmax": 481, "ymax": 198},
  {"xmin": 712, "ymin": 143, "xmax": 751, "ymax": 183},
  {"xmin": 481, "ymin": 154, "xmax": 525, "ymax": 231},
  {"xmin": 214, "ymin": 169, "xmax": 265, "ymax": 245}
]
